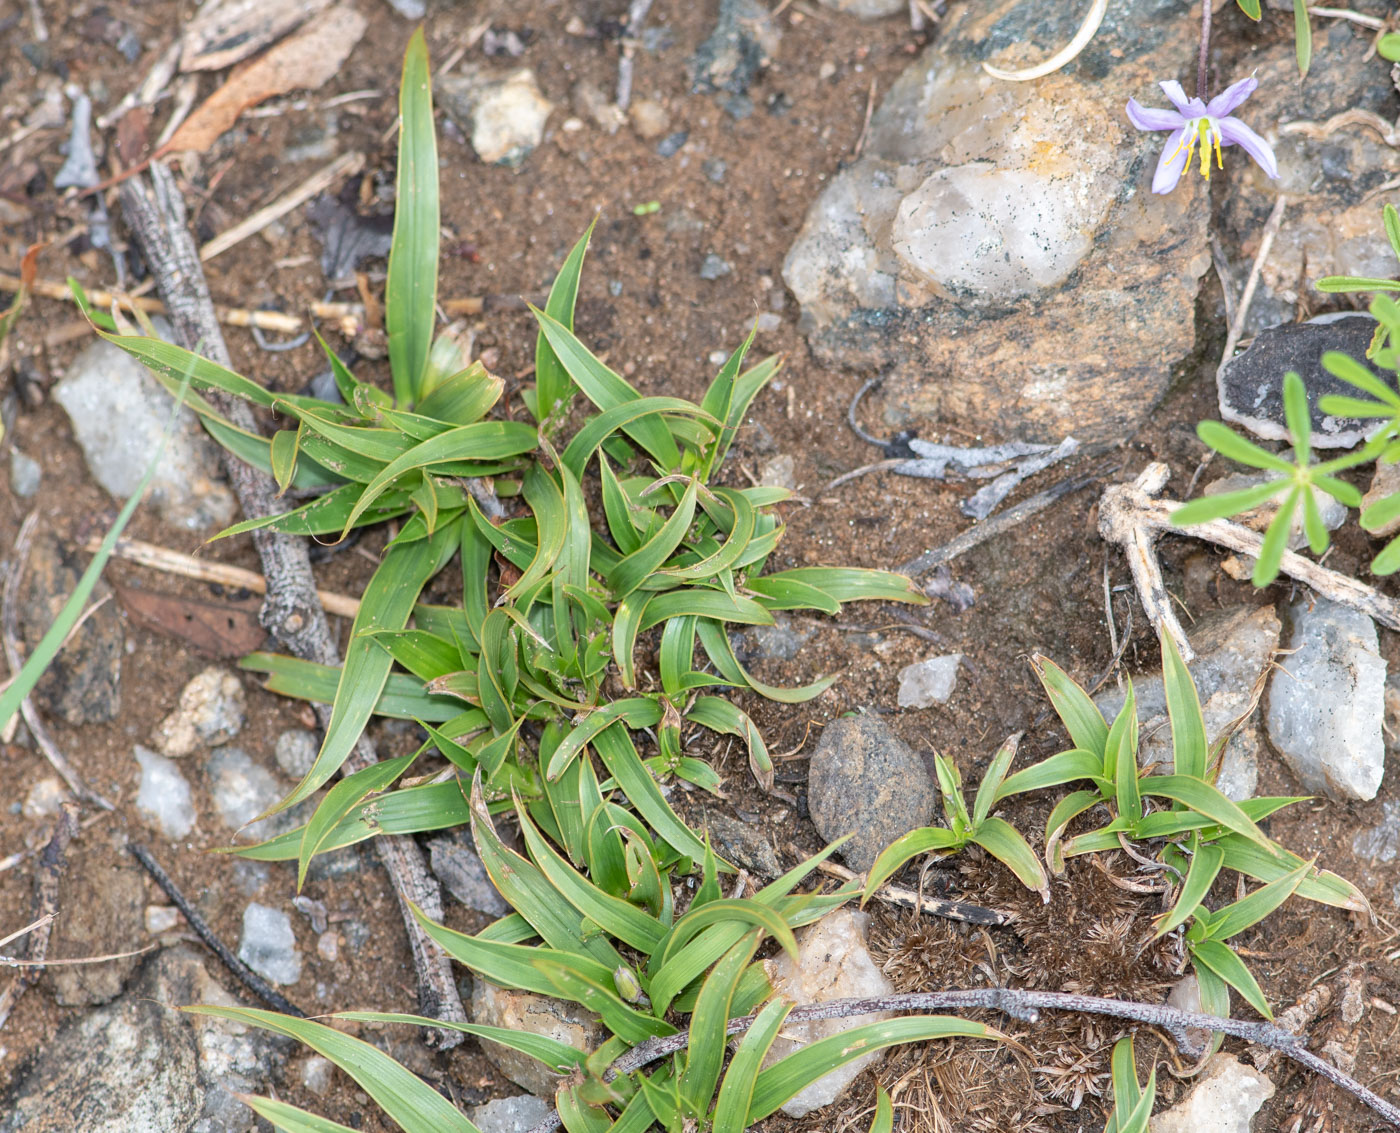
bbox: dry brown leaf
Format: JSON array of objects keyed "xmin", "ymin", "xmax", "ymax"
[
  {"xmin": 164, "ymin": 1, "xmax": 367, "ymax": 155},
  {"xmin": 181, "ymin": 0, "xmax": 335, "ymax": 72},
  {"xmin": 114, "ymin": 582, "xmax": 267, "ymax": 658}
]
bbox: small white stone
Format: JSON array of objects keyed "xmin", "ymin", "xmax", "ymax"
[
  {"xmin": 629, "ymin": 98, "xmax": 670, "ymax": 141},
  {"xmin": 154, "ymin": 667, "xmax": 246, "ymax": 757},
  {"xmin": 21, "ymin": 776, "xmax": 69, "ymax": 819},
  {"xmin": 897, "ymin": 654, "xmax": 963, "ymax": 708},
  {"xmin": 440, "ymin": 68, "xmax": 553, "ymax": 168},
  {"xmin": 238, "ymin": 903, "xmax": 302, "ymax": 986},
  {"xmin": 467, "ymin": 1094, "xmax": 553, "ymax": 1133},
  {"xmin": 316, "ymin": 931, "xmax": 340, "ymax": 963},
  {"xmin": 134, "ymin": 745, "xmax": 196, "ymax": 840},
  {"xmin": 300, "ymin": 1055, "xmax": 335, "ymax": 1097},
  {"xmin": 759, "ymin": 454, "xmax": 796, "ymax": 491},
  {"xmin": 8, "ymin": 449, "xmax": 40, "ymax": 498},
  {"xmin": 145, "ymin": 905, "xmax": 181, "ymax": 934},
  {"xmin": 1149, "ymin": 1052, "xmax": 1274, "ymax": 1133},
  {"xmin": 206, "ymin": 747, "xmax": 282, "ymax": 836},
  {"xmin": 274, "ymin": 728, "xmax": 319, "ymax": 778}
]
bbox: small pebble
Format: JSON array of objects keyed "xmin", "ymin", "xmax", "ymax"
[
  {"xmin": 134, "ymin": 745, "xmax": 196, "ymax": 839},
  {"xmin": 274, "ymin": 728, "xmax": 319, "ymax": 778},
  {"xmin": 206, "ymin": 746, "xmax": 282, "ymax": 833},
  {"xmin": 21, "ymin": 776, "xmax": 68, "ymax": 819},
  {"xmin": 238, "ymin": 903, "xmax": 302, "ymax": 986},
  {"xmin": 145, "ymin": 905, "xmax": 181, "ymax": 934},
  {"xmin": 755, "ymin": 311, "xmax": 782, "ymax": 333},
  {"xmin": 699, "ymin": 253, "xmax": 732, "ymax": 280},
  {"xmin": 154, "ymin": 667, "xmax": 246, "ymax": 757},
  {"xmin": 655, "ymin": 130, "xmax": 688, "ymax": 157},
  {"xmin": 897, "ymin": 654, "xmax": 963, "ymax": 708},
  {"xmin": 629, "ymin": 97, "xmax": 670, "ymax": 140},
  {"xmin": 300, "ymin": 1055, "xmax": 335, "ymax": 1097},
  {"xmin": 702, "ymin": 157, "xmax": 727, "ymax": 183},
  {"xmin": 317, "ymin": 931, "xmax": 340, "ymax": 963},
  {"xmin": 8, "ymin": 449, "xmax": 40, "ymax": 497}
]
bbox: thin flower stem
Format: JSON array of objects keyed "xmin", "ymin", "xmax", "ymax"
[
  {"xmin": 1197, "ymin": 0, "xmax": 1213, "ymax": 100},
  {"xmin": 521, "ymin": 988, "xmax": 1400, "ymax": 1133}
]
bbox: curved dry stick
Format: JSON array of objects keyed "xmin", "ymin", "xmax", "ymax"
[
  {"xmin": 521, "ymin": 987, "xmax": 1400, "ymax": 1133},
  {"xmin": 982, "ymin": 0, "xmax": 1109, "ymax": 81}
]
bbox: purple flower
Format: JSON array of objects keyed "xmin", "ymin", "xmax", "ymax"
[{"xmin": 1126, "ymin": 77, "xmax": 1279, "ymax": 194}]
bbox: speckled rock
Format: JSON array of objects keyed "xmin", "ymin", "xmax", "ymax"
[
  {"xmin": 45, "ymin": 845, "xmax": 145, "ymax": 1006},
  {"xmin": 782, "ymin": 0, "xmax": 1207, "ymax": 443},
  {"xmin": 1363, "ymin": 459, "xmax": 1400, "ymax": 538},
  {"xmin": 154, "ymin": 667, "xmax": 246, "ymax": 757},
  {"xmin": 53, "ymin": 338, "xmax": 235, "ymax": 531},
  {"xmin": 762, "ymin": 909, "xmax": 895, "ymax": 1117},
  {"xmin": 806, "ymin": 714, "xmax": 937, "ymax": 871},
  {"xmin": 700, "ymin": 809, "xmax": 783, "ymax": 877},
  {"xmin": 470, "ymin": 982, "xmax": 604, "ymax": 1097},
  {"xmin": 438, "ymin": 67, "xmax": 553, "ymax": 168},
  {"xmin": 19, "ymin": 532, "xmax": 122, "ymax": 726}
]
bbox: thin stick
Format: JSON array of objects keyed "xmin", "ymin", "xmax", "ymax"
[
  {"xmin": 1197, "ymin": 0, "xmax": 1213, "ymax": 101},
  {"xmin": 119, "ymin": 161, "xmax": 466, "ymax": 1046},
  {"xmin": 0, "ymin": 942, "xmax": 157, "ymax": 968},
  {"xmin": 128, "ymin": 843, "xmax": 304, "ymax": 1017},
  {"xmin": 1099, "ymin": 463, "xmax": 1400, "ymax": 661},
  {"xmin": 814, "ymin": 861, "xmax": 1008, "ymax": 926},
  {"xmin": 87, "ymin": 536, "xmax": 361, "ymax": 619},
  {"xmin": 852, "ymin": 79, "xmax": 878, "ymax": 161},
  {"xmin": 899, "ymin": 463, "xmax": 1115, "ymax": 577},
  {"xmin": 201, "ymin": 151, "xmax": 365, "ymax": 263},
  {"xmin": 2, "ymin": 513, "xmax": 115, "ymax": 809},
  {"xmin": 1217, "ymin": 194, "xmax": 1288, "ymax": 378},
  {"xmin": 523, "ymin": 988, "xmax": 1400, "ymax": 1133},
  {"xmin": 1307, "ymin": 6, "xmax": 1386, "ymax": 30},
  {"xmin": 616, "ymin": 0, "xmax": 657, "ymax": 111}
]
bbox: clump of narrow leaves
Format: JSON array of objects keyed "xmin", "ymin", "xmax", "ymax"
[{"xmin": 1101, "ymin": 1035, "xmax": 1157, "ymax": 1133}]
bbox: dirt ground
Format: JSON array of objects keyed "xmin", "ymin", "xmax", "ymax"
[{"xmin": 2, "ymin": 2, "xmax": 1400, "ymax": 1131}]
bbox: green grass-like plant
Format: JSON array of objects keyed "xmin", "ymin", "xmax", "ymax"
[{"xmin": 1101, "ymin": 1035, "xmax": 1157, "ymax": 1133}]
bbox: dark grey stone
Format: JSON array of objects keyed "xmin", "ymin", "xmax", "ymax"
[
  {"xmin": 806, "ymin": 714, "xmax": 938, "ymax": 871},
  {"xmin": 1218, "ymin": 315, "xmax": 1382, "ymax": 449},
  {"xmin": 701, "ymin": 810, "xmax": 782, "ymax": 877}
]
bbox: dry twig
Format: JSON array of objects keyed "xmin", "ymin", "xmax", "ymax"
[
  {"xmin": 0, "ymin": 803, "xmax": 78, "ymax": 1032},
  {"xmin": 1098, "ymin": 463, "xmax": 1400, "ymax": 662},
  {"xmin": 814, "ymin": 860, "xmax": 1008, "ymax": 926},
  {"xmin": 118, "ymin": 161, "xmax": 466, "ymax": 1045},
  {"xmin": 1217, "ymin": 194, "xmax": 1288, "ymax": 379}
]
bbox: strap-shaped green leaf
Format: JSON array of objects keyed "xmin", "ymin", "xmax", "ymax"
[
  {"xmin": 712, "ymin": 1000, "xmax": 791, "ymax": 1133},
  {"xmin": 1138, "ymin": 775, "xmax": 1270, "ymax": 849},
  {"xmin": 240, "ymin": 1095, "xmax": 361, "ymax": 1132},
  {"xmin": 1161, "ymin": 632, "xmax": 1207, "ymax": 781},
  {"xmin": 997, "ymin": 748, "xmax": 1104, "ymax": 802},
  {"xmin": 970, "ymin": 816, "xmax": 1049, "ymax": 901},
  {"xmin": 1190, "ymin": 937, "xmax": 1272, "ymax": 1019},
  {"xmin": 608, "ymin": 478, "xmax": 700, "ymax": 598},
  {"xmin": 297, "ymin": 747, "xmax": 420, "ymax": 888},
  {"xmin": 682, "ymin": 930, "xmax": 762, "ymax": 1115},
  {"xmin": 535, "ymin": 221, "xmax": 593, "ymax": 428},
  {"xmin": 973, "ymin": 732, "xmax": 1021, "ymax": 826},
  {"xmin": 1030, "ymin": 655, "xmax": 1109, "ymax": 757},
  {"xmin": 1154, "ymin": 839, "xmax": 1224, "ymax": 938}
]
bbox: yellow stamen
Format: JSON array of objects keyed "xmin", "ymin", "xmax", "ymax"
[{"xmin": 1197, "ymin": 119, "xmax": 1212, "ymax": 180}]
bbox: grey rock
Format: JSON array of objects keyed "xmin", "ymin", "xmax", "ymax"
[
  {"xmin": 467, "ymin": 1094, "xmax": 554, "ymax": 1133},
  {"xmin": 470, "ymin": 981, "xmax": 604, "ymax": 1096},
  {"xmin": 897, "ymin": 654, "xmax": 962, "ymax": 708},
  {"xmin": 438, "ymin": 67, "xmax": 553, "ymax": 168},
  {"xmin": 816, "ymin": 0, "xmax": 905, "ymax": 15},
  {"xmin": 1149, "ymin": 1052, "xmax": 1274, "ymax": 1133},
  {"xmin": 702, "ymin": 157, "xmax": 728, "ymax": 182},
  {"xmin": 656, "ymin": 130, "xmax": 688, "ymax": 157},
  {"xmin": 155, "ymin": 666, "xmax": 246, "ymax": 757},
  {"xmin": 699, "ymin": 252, "xmax": 732, "ymax": 279},
  {"xmin": 238, "ymin": 903, "xmax": 302, "ymax": 986},
  {"xmin": 20, "ymin": 532, "xmax": 123, "ymax": 725},
  {"xmin": 758, "ymin": 453, "xmax": 795, "ymax": 490},
  {"xmin": 9, "ymin": 447, "xmax": 39, "ymax": 496},
  {"xmin": 206, "ymin": 746, "xmax": 283, "ymax": 839},
  {"xmin": 381, "ymin": 0, "xmax": 425, "ymax": 16},
  {"xmin": 690, "ymin": 0, "xmax": 780, "ymax": 94},
  {"xmin": 762, "ymin": 909, "xmax": 894, "ymax": 1117},
  {"xmin": 299, "ymin": 1056, "xmax": 335, "ymax": 1097},
  {"xmin": 700, "ymin": 810, "xmax": 782, "ymax": 877},
  {"xmin": 21, "ymin": 776, "xmax": 68, "ymax": 818},
  {"xmin": 135, "ymin": 745, "xmax": 196, "ymax": 840},
  {"xmin": 1218, "ymin": 317, "xmax": 1381, "ymax": 448},
  {"xmin": 45, "ymin": 847, "xmax": 145, "ymax": 1005},
  {"xmin": 782, "ymin": 0, "xmax": 1207, "ymax": 444},
  {"xmin": 54, "ymin": 338, "xmax": 235, "ymax": 530},
  {"xmin": 1266, "ymin": 597, "xmax": 1386, "ymax": 801},
  {"xmin": 731, "ymin": 612, "xmax": 813, "ymax": 665},
  {"xmin": 0, "ymin": 947, "xmax": 287, "ymax": 1133},
  {"xmin": 1352, "ymin": 800, "xmax": 1400, "ymax": 864},
  {"xmin": 428, "ymin": 834, "xmax": 509, "ymax": 916},
  {"xmin": 806, "ymin": 714, "xmax": 938, "ymax": 871},
  {"xmin": 1095, "ymin": 606, "xmax": 1281, "ymax": 800},
  {"xmin": 275, "ymin": 728, "xmax": 319, "ymax": 778}
]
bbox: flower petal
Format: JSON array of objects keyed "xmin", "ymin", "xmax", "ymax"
[
  {"xmin": 1219, "ymin": 116, "xmax": 1279, "ymax": 179},
  {"xmin": 1126, "ymin": 98, "xmax": 1184, "ymax": 132},
  {"xmin": 1158, "ymin": 80, "xmax": 1203, "ymax": 117},
  {"xmin": 1151, "ymin": 128, "xmax": 1191, "ymax": 194},
  {"xmin": 1206, "ymin": 76, "xmax": 1258, "ymax": 118}
]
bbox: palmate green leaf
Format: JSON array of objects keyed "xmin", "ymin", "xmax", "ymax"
[
  {"xmin": 1154, "ymin": 839, "xmax": 1224, "ymax": 938},
  {"xmin": 186, "ymin": 1008, "xmax": 478, "ymax": 1132},
  {"xmin": 1190, "ymin": 937, "xmax": 1273, "ymax": 1019},
  {"xmin": 386, "ymin": 27, "xmax": 438, "ymax": 405},
  {"xmin": 748, "ymin": 1016, "xmax": 996, "ymax": 1123},
  {"xmin": 1252, "ymin": 486, "xmax": 1299, "ymax": 586},
  {"xmin": 1283, "ymin": 372, "xmax": 1312, "ymax": 464},
  {"xmin": 1386, "ymin": 203, "xmax": 1400, "ymax": 260},
  {"xmin": 535, "ymin": 222, "xmax": 593, "ymax": 428},
  {"xmin": 682, "ymin": 930, "xmax": 763, "ymax": 1115},
  {"xmin": 1169, "ymin": 480, "xmax": 1288, "ymax": 526},
  {"xmin": 273, "ymin": 520, "xmax": 459, "ymax": 815},
  {"xmin": 996, "ymin": 748, "xmax": 1105, "ymax": 802},
  {"xmin": 1194, "ymin": 420, "xmax": 1293, "ymax": 473},
  {"xmin": 534, "ymin": 307, "xmax": 681, "ymax": 469},
  {"xmin": 1030, "ymin": 655, "xmax": 1109, "ymax": 756},
  {"xmin": 1315, "ymin": 395, "xmax": 1397, "ymax": 420},
  {"xmin": 712, "ymin": 1000, "xmax": 791, "ymax": 1133},
  {"xmin": 861, "ymin": 826, "xmax": 963, "ymax": 902},
  {"xmin": 1374, "ymin": 533, "xmax": 1400, "ymax": 575},
  {"xmin": 1139, "ymin": 775, "xmax": 1270, "ymax": 849},
  {"xmin": 239, "ymin": 1095, "xmax": 360, "ymax": 1133},
  {"xmin": 296, "ymin": 747, "xmax": 420, "ymax": 888},
  {"xmin": 337, "ymin": 1011, "xmax": 586, "ymax": 1076},
  {"xmin": 971, "ymin": 816, "xmax": 1049, "ymax": 901},
  {"xmin": 1324, "ymin": 349, "xmax": 1400, "ymax": 407}
]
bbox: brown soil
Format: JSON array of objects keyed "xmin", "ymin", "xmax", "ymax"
[{"xmin": 1, "ymin": 3, "xmax": 1398, "ymax": 1132}]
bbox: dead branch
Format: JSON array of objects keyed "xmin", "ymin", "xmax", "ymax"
[
  {"xmin": 1098, "ymin": 463, "xmax": 1400, "ymax": 662},
  {"xmin": 118, "ymin": 161, "xmax": 465, "ymax": 1046},
  {"xmin": 522, "ymin": 988, "xmax": 1400, "ymax": 1133},
  {"xmin": 0, "ymin": 803, "xmax": 78, "ymax": 1032}
]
